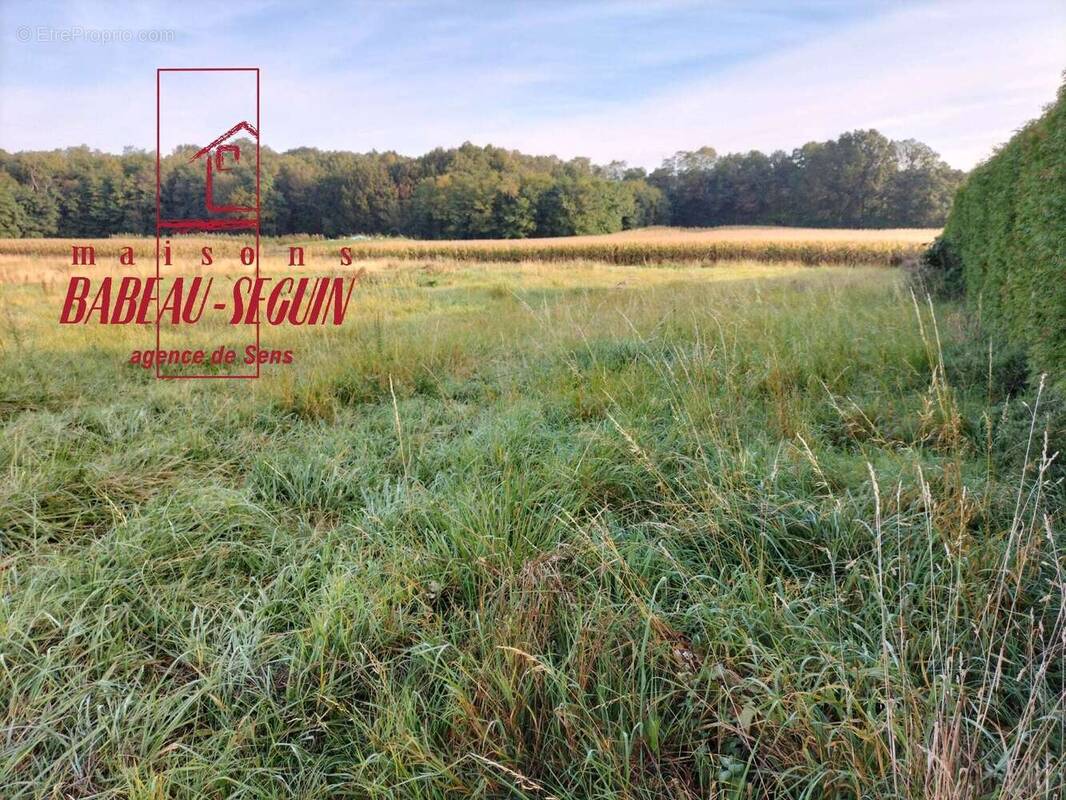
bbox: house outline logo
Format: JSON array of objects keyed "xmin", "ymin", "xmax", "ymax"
[
  {"xmin": 190, "ymin": 120, "xmax": 258, "ymax": 216},
  {"xmin": 156, "ymin": 68, "xmax": 260, "ymax": 235}
]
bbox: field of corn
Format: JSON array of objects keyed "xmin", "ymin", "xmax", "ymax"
[
  {"xmin": 0, "ymin": 234, "xmax": 1063, "ymax": 799},
  {"xmin": 301, "ymin": 226, "xmax": 936, "ymax": 266},
  {"xmin": 0, "ymin": 226, "xmax": 938, "ymax": 267}
]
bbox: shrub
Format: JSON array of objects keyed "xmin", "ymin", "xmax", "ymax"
[{"xmin": 913, "ymin": 234, "xmax": 964, "ymax": 298}]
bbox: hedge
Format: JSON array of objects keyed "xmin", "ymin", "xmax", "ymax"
[{"xmin": 937, "ymin": 79, "xmax": 1066, "ymax": 389}]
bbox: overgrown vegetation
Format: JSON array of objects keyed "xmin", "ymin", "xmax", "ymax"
[
  {"xmin": 932, "ymin": 80, "xmax": 1065, "ymax": 390},
  {"xmin": 1, "ymin": 253, "xmax": 1062, "ymax": 798},
  {"xmin": 0, "ymin": 128, "xmax": 962, "ymax": 240}
]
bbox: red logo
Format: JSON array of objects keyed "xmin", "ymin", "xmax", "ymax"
[
  {"xmin": 58, "ymin": 69, "xmax": 356, "ymax": 376},
  {"xmin": 156, "ymin": 67, "xmax": 261, "ymax": 379}
]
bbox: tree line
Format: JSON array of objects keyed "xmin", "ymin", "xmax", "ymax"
[{"xmin": 0, "ymin": 129, "xmax": 963, "ymax": 239}]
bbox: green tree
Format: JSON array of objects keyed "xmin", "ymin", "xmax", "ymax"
[
  {"xmin": 0, "ymin": 173, "xmax": 25, "ymax": 237},
  {"xmin": 885, "ymin": 140, "xmax": 963, "ymax": 227}
]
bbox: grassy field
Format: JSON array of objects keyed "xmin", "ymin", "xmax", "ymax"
[{"xmin": 0, "ymin": 239, "xmax": 1063, "ymax": 798}]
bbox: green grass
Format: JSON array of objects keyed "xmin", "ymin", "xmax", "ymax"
[{"xmin": 0, "ymin": 259, "xmax": 1063, "ymax": 798}]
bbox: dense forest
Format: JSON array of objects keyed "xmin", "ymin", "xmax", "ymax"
[{"xmin": 0, "ymin": 129, "xmax": 963, "ymax": 239}]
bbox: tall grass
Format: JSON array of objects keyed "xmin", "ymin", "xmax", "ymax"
[{"xmin": 0, "ymin": 256, "xmax": 1061, "ymax": 798}]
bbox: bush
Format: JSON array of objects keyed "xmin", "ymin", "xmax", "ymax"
[
  {"xmin": 938, "ymin": 78, "xmax": 1066, "ymax": 390},
  {"xmin": 912, "ymin": 234, "xmax": 964, "ymax": 298}
]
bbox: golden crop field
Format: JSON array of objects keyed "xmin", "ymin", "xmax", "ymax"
[
  {"xmin": 299, "ymin": 226, "xmax": 939, "ymax": 265},
  {"xmin": 0, "ymin": 226, "xmax": 940, "ymax": 268},
  {"xmin": 406, "ymin": 225, "xmax": 941, "ymax": 244}
]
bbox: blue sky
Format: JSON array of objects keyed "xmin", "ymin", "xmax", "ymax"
[{"xmin": 1, "ymin": 0, "xmax": 1063, "ymax": 169}]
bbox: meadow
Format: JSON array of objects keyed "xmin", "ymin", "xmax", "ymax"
[{"xmin": 0, "ymin": 232, "xmax": 1062, "ymax": 798}]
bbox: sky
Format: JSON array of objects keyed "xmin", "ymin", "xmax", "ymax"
[{"xmin": 0, "ymin": 0, "xmax": 1063, "ymax": 170}]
